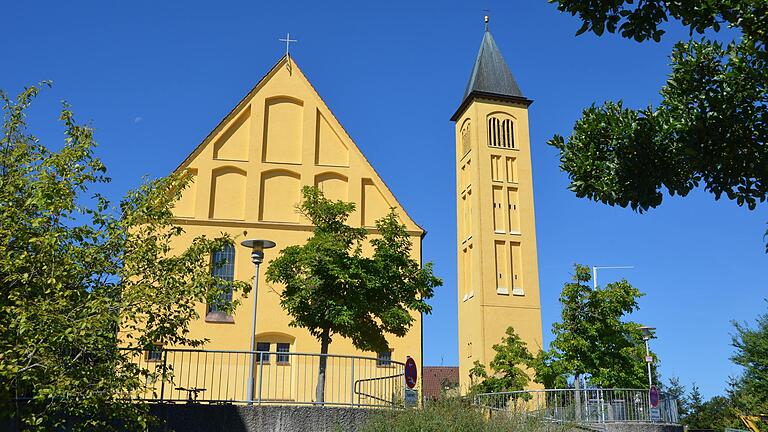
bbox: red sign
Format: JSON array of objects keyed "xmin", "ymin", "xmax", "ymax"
[
  {"xmin": 649, "ymin": 385, "xmax": 660, "ymax": 408},
  {"xmin": 404, "ymin": 357, "xmax": 417, "ymax": 389}
]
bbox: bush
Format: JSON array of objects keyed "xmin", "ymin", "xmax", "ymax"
[{"xmin": 363, "ymin": 397, "xmax": 564, "ymax": 432}]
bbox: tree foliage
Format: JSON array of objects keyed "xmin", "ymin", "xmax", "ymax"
[
  {"xmin": 0, "ymin": 85, "xmax": 249, "ymax": 430},
  {"xmin": 683, "ymin": 388, "xmax": 743, "ymax": 431},
  {"xmin": 672, "ymin": 303, "xmax": 768, "ymax": 430},
  {"xmin": 547, "ymin": 0, "xmax": 768, "ymax": 251},
  {"xmin": 469, "ymin": 327, "xmax": 535, "ymax": 394},
  {"xmin": 662, "ymin": 376, "xmax": 690, "ymax": 419},
  {"xmin": 535, "ymin": 264, "xmax": 652, "ymax": 388},
  {"xmin": 730, "ymin": 302, "xmax": 768, "ymax": 418},
  {"xmin": 265, "ymin": 186, "xmax": 441, "ymax": 402}
]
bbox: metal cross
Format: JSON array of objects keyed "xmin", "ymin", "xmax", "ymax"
[{"xmin": 279, "ymin": 33, "xmax": 298, "ymax": 57}]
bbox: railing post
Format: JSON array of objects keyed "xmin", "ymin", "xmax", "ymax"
[
  {"xmin": 349, "ymin": 360, "xmax": 355, "ymax": 406},
  {"xmin": 257, "ymin": 355, "xmax": 264, "ymax": 404},
  {"xmin": 159, "ymin": 349, "xmax": 167, "ymax": 403}
]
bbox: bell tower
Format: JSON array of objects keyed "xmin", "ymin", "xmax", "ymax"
[{"xmin": 451, "ymin": 20, "xmax": 543, "ymax": 392}]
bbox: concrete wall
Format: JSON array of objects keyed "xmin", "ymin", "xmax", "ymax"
[
  {"xmin": 602, "ymin": 423, "xmax": 683, "ymax": 432},
  {"xmin": 149, "ymin": 404, "xmax": 373, "ymax": 432}
]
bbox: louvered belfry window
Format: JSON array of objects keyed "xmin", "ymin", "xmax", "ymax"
[{"xmin": 487, "ymin": 116, "xmax": 514, "ymax": 149}]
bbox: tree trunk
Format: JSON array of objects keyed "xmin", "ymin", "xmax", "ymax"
[
  {"xmin": 574, "ymin": 373, "xmax": 582, "ymax": 422},
  {"xmin": 315, "ymin": 329, "xmax": 330, "ymax": 404}
]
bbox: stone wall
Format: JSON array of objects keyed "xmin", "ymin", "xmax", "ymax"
[
  {"xmin": 601, "ymin": 423, "xmax": 683, "ymax": 432},
  {"xmin": 149, "ymin": 404, "xmax": 373, "ymax": 432}
]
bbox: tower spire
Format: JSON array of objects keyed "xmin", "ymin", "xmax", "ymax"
[{"xmin": 451, "ymin": 25, "xmax": 531, "ymax": 121}]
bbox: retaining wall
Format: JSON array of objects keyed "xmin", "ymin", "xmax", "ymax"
[{"xmin": 149, "ymin": 404, "xmax": 373, "ymax": 432}]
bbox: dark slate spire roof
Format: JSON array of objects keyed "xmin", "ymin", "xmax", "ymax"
[{"xmin": 451, "ymin": 28, "xmax": 532, "ymax": 121}]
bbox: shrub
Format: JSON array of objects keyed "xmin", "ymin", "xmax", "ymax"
[{"xmin": 363, "ymin": 397, "xmax": 564, "ymax": 432}]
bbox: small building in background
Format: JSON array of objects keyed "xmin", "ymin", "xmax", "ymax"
[{"xmin": 423, "ymin": 366, "xmax": 460, "ymax": 400}]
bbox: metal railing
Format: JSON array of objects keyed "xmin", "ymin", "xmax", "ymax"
[
  {"xmin": 474, "ymin": 388, "xmax": 679, "ymax": 424},
  {"xmin": 122, "ymin": 348, "xmax": 405, "ymax": 408}
]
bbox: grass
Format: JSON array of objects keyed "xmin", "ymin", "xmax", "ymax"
[{"xmin": 362, "ymin": 397, "xmax": 568, "ymax": 432}]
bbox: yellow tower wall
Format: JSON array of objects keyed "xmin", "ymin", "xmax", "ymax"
[{"xmin": 455, "ymin": 97, "xmax": 544, "ymax": 392}]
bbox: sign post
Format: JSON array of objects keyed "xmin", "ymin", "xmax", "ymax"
[
  {"xmin": 649, "ymin": 385, "xmax": 661, "ymax": 422},
  {"xmin": 404, "ymin": 357, "xmax": 418, "ymax": 407}
]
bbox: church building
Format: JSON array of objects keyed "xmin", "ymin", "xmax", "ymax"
[
  {"xmin": 156, "ymin": 19, "xmax": 543, "ymax": 402},
  {"xmin": 165, "ymin": 55, "xmax": 425, "ymax": 403},
  {"xmin": 452, "ymin": 20, "xmax": 544, "ymax": 391}
]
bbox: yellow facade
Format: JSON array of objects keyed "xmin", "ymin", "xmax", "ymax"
[
  {"xmin": 452, "ymin": 28, "xmax": 544, "ymax": 392},
  {"xmin": 164, "ymin": 56, "xmax": 424, "ymax": 402}
]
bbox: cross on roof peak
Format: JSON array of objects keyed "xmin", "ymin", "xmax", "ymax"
[{"xmin": 279, "ymin": 33, "xmax": 298, "ymax": 57}]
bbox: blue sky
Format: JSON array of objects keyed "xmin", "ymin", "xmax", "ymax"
[{"xmin": 3, "ymin": 1, "xmax": 765, "ymax": 399}]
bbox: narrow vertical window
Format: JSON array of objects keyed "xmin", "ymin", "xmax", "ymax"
[{"xmin": 208, "ymin": 244, "xmax": 235, "ymax": 313}]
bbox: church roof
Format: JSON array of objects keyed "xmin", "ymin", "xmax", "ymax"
[{"xmin": 451, "ymin": 28, "xmax": 532, "ymax": 121}]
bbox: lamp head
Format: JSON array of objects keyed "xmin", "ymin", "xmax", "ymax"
[
  {"xmin": 241, "ymin": 239, "xmax": 276, "ymax": 253},
  {"xmin": 639, "ymin": 326, "xmax": 656, "ymax": 341},
  {"xmin": 240, "ymin": 239, "xmax": 275, "ymax": 265}
]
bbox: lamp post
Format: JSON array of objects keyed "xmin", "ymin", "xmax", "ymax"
[
  {"xmin": 241, "ymin": 239, "xmax": 276, "ymax": 403},
  {"xmin": 639, "ymin": 326, "xmax": 656, "ymax": 388},
  {"xmin": 591, "ymin": 265, "xmax": 634, "ymax": 289}
]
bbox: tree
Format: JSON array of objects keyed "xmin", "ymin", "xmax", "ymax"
[
  {"xmin": 685, "ymin": 395, "xmax": 742, "ymax": 431},
  {"xmin": 547, "ymin": 0, "xmax": 768, "ymax": 251},
  {"xmin": 663, "ymin": 376, "xmax": 690, "ymax": 420},
  {"xmin": 684, "ymin": 384, "xmax": 705, "ymax": 428},
  {"xmin": 0, "ymin": 85, "xmax": 249, "ymax": 431},
  {"xmin": 730, "ymin": 302, "xmax": 768, "ymax": 417},
  {"xmin": 469, "ymin": 327, "xmax": 535, "ymax": 394},
  {"xmin": 531, "ymin": 350, "xmax": 569, "ymax": 390},
  {"xmin": 265, "ymin": 186, "xmax": 441, "ymax": 403},
  {"xmin": 535, "ymin": 264, "xmax": 652, "ymax": 389}
]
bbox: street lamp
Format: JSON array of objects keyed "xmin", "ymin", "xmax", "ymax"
[
  {"xmin": 639, "ymin": 326, "xmax": 656, "ymax": 388},
  {"xmin": 591, "ymin": 265, "xmax": 634, "ymax": 289},
  {"xmin": 241, "ymin": 239, "xmax": 276, "ymax": 403}
]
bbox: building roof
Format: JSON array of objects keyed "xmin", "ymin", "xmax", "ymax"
[
  {"xmin": 422, "ymin": 366, "xmax": 459, "ymax": 400},
  {"xmin": 463, "ymin": 29, "xmax": 524, "ymax": 101},
  {"xmin": 451, "ymin": 28, "xmax": 532, "ymax": 121}
]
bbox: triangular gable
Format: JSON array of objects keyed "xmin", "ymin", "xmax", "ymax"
[{"xmin": 172, "ymin": 56, "xmax": 423, "ymax": 235}]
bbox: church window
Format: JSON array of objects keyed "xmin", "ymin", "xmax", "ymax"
[
  {"xmin": 377, "ymin": 351, "xmax": 392, "ymax": 367},
  {"xmin": 256, "ymin": 342, "xmax": 271, "ymax": 363},
  {"xmin": 276, "ymin": 343, "xmax": 291, "ymax": 363},
  {"xmin": 145, "ymin": 344, "xmax": 163, "ymax": 362},
  {"xmin": 208, "ymin": 244, "xmax": 235, "ymax": 314},
  {"xmin": 487, "ymin": 115, "xmax": 514, "ymax": 149}
]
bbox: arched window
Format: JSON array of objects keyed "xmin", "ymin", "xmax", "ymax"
[
  {"xmin": 208, "ymin": 244, "xmax": 235, "ymax": 314},
  {"xmin": 487, "ymin": 115, "xmax": 515, "ymax": 149},
  {"xmin": 461, "ymin": 120, "xmax": 472, "ymax": 155}
]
